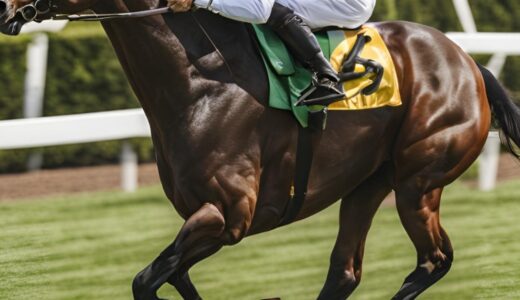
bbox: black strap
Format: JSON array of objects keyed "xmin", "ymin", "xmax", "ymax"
[{"xmin": 279, "ymin": 120, "xmax": 317, "ymax": 226}]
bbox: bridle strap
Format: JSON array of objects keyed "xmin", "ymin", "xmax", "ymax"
[{"xmin": 51, "ymin": 7, "xmax": 171, "ymax": 21}]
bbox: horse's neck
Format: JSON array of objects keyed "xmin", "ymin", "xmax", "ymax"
[
  {"xmin": 95, "ymin": 1, "xmax": 266, "ymax": 126},
  {"xmin": 96, "ymin": 2, "xmax": 196, "ymax": 126}
]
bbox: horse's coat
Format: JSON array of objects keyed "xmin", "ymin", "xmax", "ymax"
[{"xmin": 1, "ymin": 1, "xmax": 519, "ymax": 299}]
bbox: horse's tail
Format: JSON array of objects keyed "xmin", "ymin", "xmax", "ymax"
[{"xmin": 477, "ymin": 63, "xmax": 520, "ymax": 158}]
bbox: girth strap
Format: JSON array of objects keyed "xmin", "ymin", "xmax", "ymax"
[{"xmin": 279, "ymin": 109, "xmax": 325, "ymax": 226}]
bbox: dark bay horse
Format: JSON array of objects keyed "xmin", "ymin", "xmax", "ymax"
[{"xmin": 2, "ymin": 0, "xmax": 520, "ymax": 299}]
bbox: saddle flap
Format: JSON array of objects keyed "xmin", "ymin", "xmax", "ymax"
[{"xmin": 252, "ymin": 25, "xmax": 296, "ymax": 76}]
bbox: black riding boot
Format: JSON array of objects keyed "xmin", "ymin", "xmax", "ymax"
[{"xmin": 267, "ymin": 3, "xmax": 344, "ymax": 106}]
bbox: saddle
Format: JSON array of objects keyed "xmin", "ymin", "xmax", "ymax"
[{"xmin": 252, "ymin": 25, "xmax": 402, "ymax": 128}]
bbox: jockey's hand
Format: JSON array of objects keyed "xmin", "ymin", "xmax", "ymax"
[{"xmin": 167, "ymin": 0, "xmax": 193, "ymax": 12}]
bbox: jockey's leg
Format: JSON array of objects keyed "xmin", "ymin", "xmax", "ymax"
[
  {"xmin": 275, "ymin": 0, "xmax": 376, "ymax": 29},
  {"xmin": 267, "ymin": 3, "xmax": 344, "ymax": 106}
]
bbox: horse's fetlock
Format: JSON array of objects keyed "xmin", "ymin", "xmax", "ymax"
[
  {"xmin": 328, "ymin": 266, "xmax": 361, "ymax": 289},
  {"xmin": 432, "ymin": 249, "xmax": 452, "ymax": 266},
  {"xmin": 339, "ymin": 269, "xmax": 361, "ymax": 288},
  {"xmin": 419, "ymin": 251, "xmax": 453, "ymax": 275},
  {"xmin": 436, "ymin": 255, "xmax": 453, "ymax": 271}
]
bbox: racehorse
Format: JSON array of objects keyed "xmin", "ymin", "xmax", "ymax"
[{"xmin": 2, "ymin": 1, "xmax": 520, "ymax": 299}]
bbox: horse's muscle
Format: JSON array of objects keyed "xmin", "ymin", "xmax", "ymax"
[
  {"xmin": 378, "ymin": 21, "xmax": 490, "ymax": 188},
  {"xmin": 83, "ymin": 5, "xmax": 493, "ymax": 299},
  {"xmin": 2, "ymin": 0, "xmax": 515, "ymax": 298}
]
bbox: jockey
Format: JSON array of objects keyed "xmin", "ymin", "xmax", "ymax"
[{"xmin": 168, "ymin": 0, "xmax": 376, "ymax": 106}]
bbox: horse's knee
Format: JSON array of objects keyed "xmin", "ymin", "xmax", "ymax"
[
  {"xmin": 198, "ymin": 203, "xmax": 226, "ymax": 235},
  {"xmin": 221, "ymin": 196, "xmax": 255, "ymax": 245},
  {"xmin": 222, "ymin": 225, "xmax": 248, "ymax": 245},
  {"xmin": 182, "ymin": 203, "xmax": 226, "ymax": 239}
]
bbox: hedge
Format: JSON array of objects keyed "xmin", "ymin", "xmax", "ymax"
[
  {"xmin": 0, "ymin": 2, "xmax": 519, "ymax": 173},
  {"xmin": 0, "ymin": 23, "xmax": 153, "ymax": 173},
  {"xmin": 372, "ymin": 0, "xmax": 520, "ymax": 100}
]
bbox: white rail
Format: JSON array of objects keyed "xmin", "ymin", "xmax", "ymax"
[
  {"xmin": 0, "ymin": 109, "xmax": 151, "ymax": 193},
  {"xmin": 446, "ymin": 33, "xmax": 520, "ymax": 55},
  {"xmin": 0, "ymin": 109, "xmax": 151, "ymax": 150}
]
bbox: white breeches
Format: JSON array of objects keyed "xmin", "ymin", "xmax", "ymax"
[{"xmin": 194, "ymin": 0, "xmax": 377, "ymax": 29}]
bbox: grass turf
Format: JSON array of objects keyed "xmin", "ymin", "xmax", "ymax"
[{"xmin": 1, "ymin": 181, "xmax": 519, "ymax": 299}]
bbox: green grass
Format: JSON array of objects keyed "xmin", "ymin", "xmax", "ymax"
[{"xmin": 1, "ymin": 181, "xmax": 520, "ymax": 300}]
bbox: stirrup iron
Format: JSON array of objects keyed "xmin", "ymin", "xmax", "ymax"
[{"xmin": 295, "ymin": 78, "xmax": 345, "ymax": 107}]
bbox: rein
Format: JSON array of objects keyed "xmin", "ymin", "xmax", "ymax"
[
  {"xmin": 52, "ymin": 7, "xmax": 171, "ymax": 22},
  {"xmin": 25, "ymin": 0, "xmax": 237, "ymax": 85},
  {"xmin": 20, "ymin": 0, "xmax": 236, "ymax": 79},
  {"xmin": 17, "ymin": 0, "xmax": 171, "ymax": 22}
]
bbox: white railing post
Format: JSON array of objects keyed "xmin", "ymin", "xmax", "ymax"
[
  {"xmin": 451, "ymin": 0, "xmax": 512, "ymax": 191},
  {"xmin": 479, "ymin": 132, "xmax": 501, "ymax": 191},
  {"xmin": 452, "ymin": 0, "xmax": 477, "ymax": 33},
  {"xmin": 120, "ymin": 141, "xmax": 138, "ymax": 193},
  {"xmin": 486, "ymin": 53, "xmax": 507, "ymax": 77},
  {"xmin": 23, "ymin": 33, "xmax": 49, "ymax": 119},
  {"xmin": 24, "ymin": 33, "xmax": 49, "ymax": 171},
  {"xmin": 20, "ymin": 20, "xmax": 68, "ymax": 171},
  {"xmin": 479, "ymin": 54, "xmax": 507, "ymax": 191}
]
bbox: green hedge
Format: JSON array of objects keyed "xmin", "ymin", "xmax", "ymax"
[
  {"xmin": 0, "ymin": 2, "xmax": 519, "ymax": 173},
  {"xmin": 0, "ymin": 24, "xmax": 153, "ymax": 173}
]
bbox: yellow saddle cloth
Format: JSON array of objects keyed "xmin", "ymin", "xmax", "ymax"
[
  {"xmin": 329, "ymin": 26, "xmax": 401, "ymax": 110},
  {"xmin": 253, "ymin": 24, "xmax": 401, "ymax": 127}
]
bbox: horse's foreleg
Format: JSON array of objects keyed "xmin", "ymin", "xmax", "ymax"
[
  {"xmin": 318, "ymin": 166, "xmax": 392, "ymax": 300},
  {"xmin": 132, "ymin": 203, "xmax": 225, "ymax": 300},
  {"xmin": 392, "ymin": 187, "xmax": 453, "ymax": 300}
]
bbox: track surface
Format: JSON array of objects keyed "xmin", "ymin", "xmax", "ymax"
[
  {"xmin": 1, "ymin": 182, "xmax": 519, "ymax": 299},
  {"xmin": 1, "ymin": 154, "xmax": 519, "ymax": 201},
  {"xmin": 0, "ymin": 163, "xmax": 160, "ymax": 201}
]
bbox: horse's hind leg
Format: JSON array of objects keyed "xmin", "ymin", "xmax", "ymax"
[
  {"xmin": 318, "ymin": 165, "xmax": 392, "ymax": 300},
  {"xmin": 390, "ymin": 120, "xmax": 486, "ymax": 299},
  {"xmin": 391, "ymin": 187, "xmax": 453, "ymax": 300},
  {"xmin": 132, "ymin": 203, "xmax": 225, "ymax": 300}
]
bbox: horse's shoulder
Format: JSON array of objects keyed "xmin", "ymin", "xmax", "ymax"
[{"xmin": 166, "ymin": 10, "xmax": 268, "ymax": 105}]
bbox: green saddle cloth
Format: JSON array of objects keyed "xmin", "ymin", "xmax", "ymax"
[{"xmin": 252, "ymin": 25, "xmax": 344, "ymax": 127}]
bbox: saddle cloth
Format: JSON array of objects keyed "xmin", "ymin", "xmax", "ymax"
[{"xmin": 252, "ymin": 24, "xmax": 402, "ymax": 128}]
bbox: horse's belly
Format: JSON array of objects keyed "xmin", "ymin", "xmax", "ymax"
[{"xmin": 294, "ymin": 109, "xmax": 400, "ymax": 220}]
